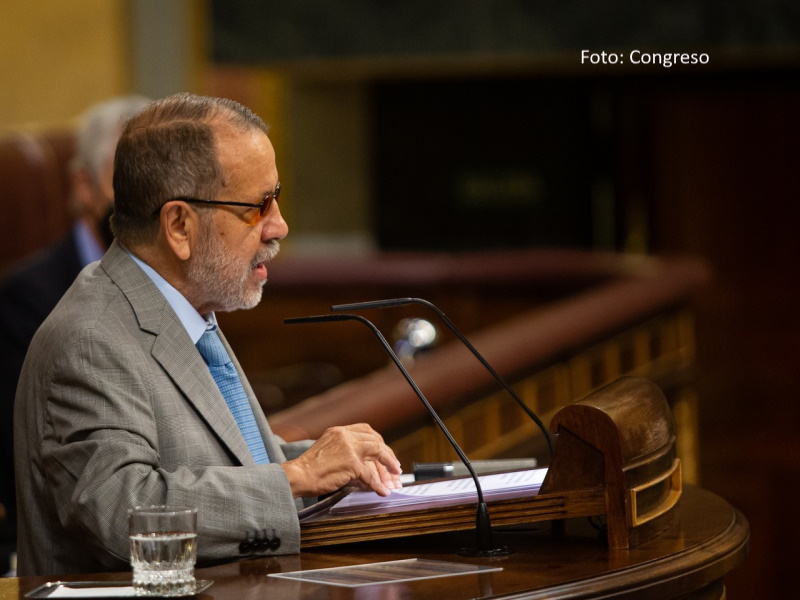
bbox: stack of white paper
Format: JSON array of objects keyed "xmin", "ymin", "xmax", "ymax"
[{"xmin": 330, "ymin": 468, "xmax": 548, "ymax": 515}]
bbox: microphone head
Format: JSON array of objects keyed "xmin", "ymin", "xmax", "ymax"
[{"xmin": 393, "ymin": 318, "xmax": 439, "ymax": 362}]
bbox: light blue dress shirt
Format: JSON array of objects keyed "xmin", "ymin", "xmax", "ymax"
[{"xmin": 73, "ymin": 221, "xmax": 106, "ymax": 267}]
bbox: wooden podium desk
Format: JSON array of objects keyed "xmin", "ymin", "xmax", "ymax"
[{"xmin": 2, "ymin": 486, "xmax": 747, "ymax": 600}]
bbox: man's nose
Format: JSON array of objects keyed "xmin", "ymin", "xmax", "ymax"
[{"xmin": 262, "ymin": 203, "xmax": 289, "ymax": 241}]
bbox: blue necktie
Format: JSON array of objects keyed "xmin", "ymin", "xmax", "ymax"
[{"xmin": 196, "ymin": 329, "xmax": 270, "ymax": 464}]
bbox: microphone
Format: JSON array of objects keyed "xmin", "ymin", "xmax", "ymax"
[
  {"xmin": 331, "ymin": 297, "xmax": 555, "ymax": 458},
  {"xmin": 284, "ymin": 312, "xmax": 513, "ymax": 557}
]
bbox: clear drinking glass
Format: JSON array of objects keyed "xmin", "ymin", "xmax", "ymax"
[{"xmin": 129, "ymin": 506, "xmax": 198, "ymax": 596}]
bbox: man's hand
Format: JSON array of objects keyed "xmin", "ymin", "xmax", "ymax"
[{"xmin": 280, "ymin": 424, "xmax": 402, "ymax": 498}]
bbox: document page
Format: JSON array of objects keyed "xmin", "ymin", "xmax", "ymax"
[
  {"xmin": 328, "ymin": 468, "xmax": 547, "ymax": 516},
  {"xmin": 268, "ymin": 558, "xmax": 502, "ymax": 588}
]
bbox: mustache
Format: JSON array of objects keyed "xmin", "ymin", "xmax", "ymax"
[{"xmin": 252, "ymin": 240, "xmax": 281, "ymax": 267}]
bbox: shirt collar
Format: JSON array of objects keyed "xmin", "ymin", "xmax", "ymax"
[{"xmin": 123, "ymin": 246, "xmax": 215, "ymax": 343}]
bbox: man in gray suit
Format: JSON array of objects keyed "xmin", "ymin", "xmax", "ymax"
[{"xmin": 14, "ymin": 93, "xmax": 402, "ymax": 577}]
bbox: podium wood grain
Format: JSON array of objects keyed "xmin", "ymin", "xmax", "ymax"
[{"xmin": 2, "ymin": 485, "xmax": 748, "ymax": 600}]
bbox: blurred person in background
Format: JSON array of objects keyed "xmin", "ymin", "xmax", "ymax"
[{"xmin": 0, "ymin": 95, "xmax": 150, "ymax": 575}]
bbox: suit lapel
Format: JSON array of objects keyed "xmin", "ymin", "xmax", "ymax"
[{"xmin": 101, "ymin": 242, "xmax": 256, "ymax": 466}]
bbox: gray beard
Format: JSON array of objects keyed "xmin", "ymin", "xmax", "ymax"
[{"xmin": 188, "ymin": 230, "xmax": 280, "ymax": 313}]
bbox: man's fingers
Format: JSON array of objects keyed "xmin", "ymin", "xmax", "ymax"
[
  {"xmin": 356, "ymin": 460, "xmax": 395, "ymax": 497},
  {"xmin": 372, "ymin": 459, "xmax": 402, "ymax": 491},
  {"xmin": 338, "ymin": 425, "xmax": 403, "ymax": 475},
  {"xmin": 283, "ymin": 424, "xmax": 403, "ymax": 498}
]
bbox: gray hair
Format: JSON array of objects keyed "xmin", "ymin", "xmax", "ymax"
[
  {"xmin": 111, "ymin": 92, "xmax": 270, "ymax": 247},
  {"xmin": 72, "ymin": 95, "xmax": 151, "ymax": 182}
]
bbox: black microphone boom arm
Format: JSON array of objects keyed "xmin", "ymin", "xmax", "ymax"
[
  {"xmin": 284, "ymin": 312, "xmax": 512, "ymax": 557},
  {"xmin": 331, "ymin": 297, "xmax": 554, "ymax": 457}
]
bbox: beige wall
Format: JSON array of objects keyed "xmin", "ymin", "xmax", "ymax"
[
  {"xmin": 0, "ymin": 1, "xmax": 365, "ymax": 252},
  {"xmin": 207, "ymin": 67, "xmax": 376, "ymax": 255},
  {"xmin": 0, "ymin": 1, "xmax": 132, "ymax": 131}
]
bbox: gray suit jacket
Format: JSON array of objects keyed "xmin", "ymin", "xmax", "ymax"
[{"xmin": 14, "ymin": 241, "xmax": 312, "ymax": 576}]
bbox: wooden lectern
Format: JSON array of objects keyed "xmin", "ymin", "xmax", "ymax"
[
  {"xmin": 4, "ymin": 377, "xmax": 746, "ymax": 600},
  {"xmin": 300, "ymin": 376, "xmax": 681, "ymax": 550}
]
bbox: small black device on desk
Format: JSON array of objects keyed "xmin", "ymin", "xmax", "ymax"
[{"xmin": 412, "ymin": 458, "xmax": 537, "ymax": 481}]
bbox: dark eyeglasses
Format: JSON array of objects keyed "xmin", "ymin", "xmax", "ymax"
[{"xmin": 165, "ymin": 182, "xmax": 281, "ymax": 226}]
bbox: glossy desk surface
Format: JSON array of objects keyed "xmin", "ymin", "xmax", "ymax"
[{"xmin": 0, "ymin": 485, "xmax": 748, "ymax": 600}]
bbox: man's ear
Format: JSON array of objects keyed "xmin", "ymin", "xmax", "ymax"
[{"xmin": 160, "ymin": 201, "xmax": 198, "ymax": 261}]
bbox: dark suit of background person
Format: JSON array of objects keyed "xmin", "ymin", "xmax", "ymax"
[
  {"xmin": 13, "ymin": 93, "xmax": 402, "ymax": 577},
  {"xmin": 0, "ymin": 96, "xmax": 150, "ymax": 575}
]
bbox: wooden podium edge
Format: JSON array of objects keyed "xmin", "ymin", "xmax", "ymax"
[
  {"xmin": 301, "ymin": 487, "xmax": 605, "ymax": 548},
  {"xmin": 497, "ymin": 486, "xmax": 750, "ymax": 600},
  {"xmin": 300, "ymin": 377, "xmax": 683, "ymax": 550}
]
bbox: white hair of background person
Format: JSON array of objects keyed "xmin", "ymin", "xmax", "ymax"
[{"xmin": 71, "ymin": 95, "xmax": 151, "ymax": 186}]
